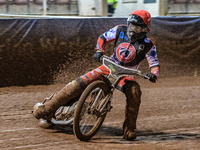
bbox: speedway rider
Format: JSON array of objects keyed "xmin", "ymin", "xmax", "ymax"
[{"xmin": 33, "ymin": 9, "xmax": 160, "ymax": 140}]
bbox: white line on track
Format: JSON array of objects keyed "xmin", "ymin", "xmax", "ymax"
[
  {"xmin": 0, "ymin": 137, "xmax": 29, "ymax": 143},
  {"xmin": 6, "ymin": 141, "xmax": 67, "ymax": 150},
  {"xmin": 0, "ymin": 128, "xmax": 37, "ymax": 133}
]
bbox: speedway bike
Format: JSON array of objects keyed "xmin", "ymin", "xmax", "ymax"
[{"xmin": 36, "ymin": 55, "xmax": 149, "ymax": 141}]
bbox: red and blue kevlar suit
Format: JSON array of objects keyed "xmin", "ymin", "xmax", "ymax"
[{"xmin": 76, "ymin": 24, "xmax": 160, "ymax": 139}]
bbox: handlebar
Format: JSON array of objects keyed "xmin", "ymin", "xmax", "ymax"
[{"xmin": 101, "ymin": 55, "xmax": 150, "ymax": 80}]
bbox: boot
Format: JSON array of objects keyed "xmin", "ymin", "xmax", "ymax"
[
  {"xmin": 123, "ymin": 81, "xmax": 141, "ymax": 140},
  {"xmin": 123, "ymin": 120, "xmax": 137, "ymax": 140},
  {"xmin": 33, "ymin": 80, "xmax": 83, "ymax": 119}
]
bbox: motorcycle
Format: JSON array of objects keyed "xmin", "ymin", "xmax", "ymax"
[{"xmin": 35, "ymin": 55, "xmax": 150, "ymax": 141}]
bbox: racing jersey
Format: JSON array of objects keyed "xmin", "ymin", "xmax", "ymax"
[{"xmin": 96, "ymin": 24, "xmax": 160, "ymax": 77}]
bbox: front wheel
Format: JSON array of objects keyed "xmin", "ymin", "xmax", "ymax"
[{"xmin": 73, "ymin": 80, "xmax": 110, "ymax": 141}]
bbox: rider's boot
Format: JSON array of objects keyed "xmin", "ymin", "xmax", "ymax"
[
  {"xmin": 123, "ymin": 81, "xmax": 141, "ymax": 140},
  {"xmin": 33, "ymin": 80, "xmax": 84, "ymax": 119}
]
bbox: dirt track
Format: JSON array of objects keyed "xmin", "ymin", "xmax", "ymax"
[{"xmin": 0, "ymin": 76, "xmax": 200, "ymax": 150}]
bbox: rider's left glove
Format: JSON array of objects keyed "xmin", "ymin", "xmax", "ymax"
[
  {"xmin": 93, "ymin": 51, "xmax": 103, "ymax": 62},
  {"xmin": 146, "ymin": 72, "xmax": 157, "ymax": 83}
]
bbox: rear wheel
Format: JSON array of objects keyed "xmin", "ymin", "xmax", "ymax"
[
  {"xmin": 73, "ymin": 81, "xmax": 110, "ymax": 141},
  {"xmin": 37, "ymin": 96, "xmax": 79, "ymax": 128}
]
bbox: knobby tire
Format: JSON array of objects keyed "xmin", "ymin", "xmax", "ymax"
[{"xmin": 73, "ymin": 80, "xmax": 110, "ymax": 141}]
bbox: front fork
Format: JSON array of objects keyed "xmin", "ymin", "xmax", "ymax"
[{"xmin": 98, "ymin": 88, "xmax": 114, "ymax": 116}]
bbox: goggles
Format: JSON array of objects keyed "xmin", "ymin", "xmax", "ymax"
[{"xmin": 127, "ymin": 15, "xmax": 147, "ymax": 29}]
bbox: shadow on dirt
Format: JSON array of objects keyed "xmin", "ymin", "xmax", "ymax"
[
  {"xmin": 48, "ymin": 125, "xmax": 200, "ymax": 142},
  {"xmin": 95, "ymin": 126, "xmax": 200, "ymax": 142},
  {"xmin": 136, "ymin": 130, "xmax": 200, "ymax": 142},
  {"xmin": 49, "ymin": 125, "xmax": 74, "ymax": 135}
]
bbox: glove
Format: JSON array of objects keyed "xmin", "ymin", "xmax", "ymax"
[
  {"xmin": 146, "ymin": 72, "xmax": 157, "ymax": 83},
  {"xmin": 93, "ymin": 51, "xmax": 103, "ymax": 62}
]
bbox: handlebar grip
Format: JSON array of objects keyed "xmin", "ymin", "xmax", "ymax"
[{"xmin": 144, "ymin": 75, "xmax": 150, "ymax": 80}]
